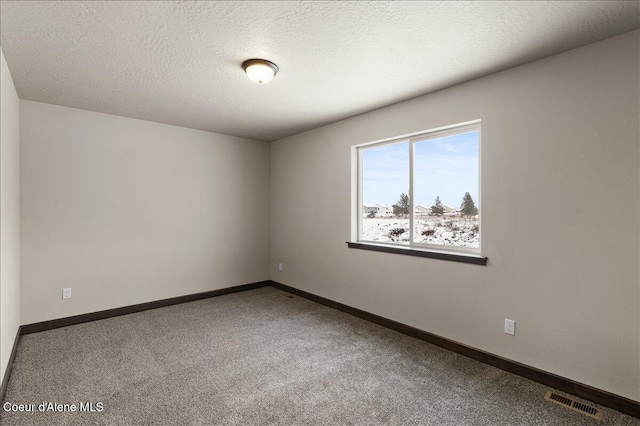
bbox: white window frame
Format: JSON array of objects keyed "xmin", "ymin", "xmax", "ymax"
[{"xmin": 356, "ymin": 120, "xmax": 482, "ymax": 256}]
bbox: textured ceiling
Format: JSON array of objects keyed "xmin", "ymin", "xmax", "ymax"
[{"xmin": 1, "ymin": 1, "xmax": 639, "ymax": 141}]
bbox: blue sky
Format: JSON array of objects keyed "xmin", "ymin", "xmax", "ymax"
[{"xmin": 362, "ymin": 131, "xmax": 479, "ymax": 208}]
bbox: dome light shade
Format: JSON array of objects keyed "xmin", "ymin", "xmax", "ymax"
[{"xmin": 242, "ymin": 59, "xmax": 279, "ymax": 84}]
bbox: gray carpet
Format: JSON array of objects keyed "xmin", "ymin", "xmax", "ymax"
[{"xmin": 1, "ymin": 286, "xmax": 638, "ymax": 425}]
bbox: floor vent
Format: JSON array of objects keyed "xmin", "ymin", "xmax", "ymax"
[{"xmin": 544, "ymin": 391, "xmax": 602, "ymax": 420}]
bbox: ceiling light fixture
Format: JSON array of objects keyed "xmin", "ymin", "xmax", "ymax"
[{"xmin": 242, "ymin": 59, "xmax": 279, "ymax": 84}]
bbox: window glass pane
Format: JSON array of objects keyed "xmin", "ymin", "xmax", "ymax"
[
  {"xmin": 361, "ymin": 141, "xmax": 409, "ymax": 244},
  {"xmin": 413, "ymin": 131, "xmax": 479, "ymax": 248}
]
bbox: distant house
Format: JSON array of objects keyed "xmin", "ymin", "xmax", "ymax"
[
  {"xmin": 368, "ymin": 204, "xmax": 466, "ymax": 217},
  {"xmin": 415, "ymin": 205, "xmax": 430, "ymax": 216},
  {"xmin": 443, "ymin": 205, "xmax": 457, "ymax": 215},
  {"xmin": 376, "ymin": 204, "xmax": 393, "ymax": 217},
  {"xmin": 362, "ymin": 203, "xmax": 394, "ymax": 217},
  {"xmin": 416, "ymin": 204, "xmax": 454, "ymax": 216},
  {"xmin": 363, "ymin": 204, "xmax": 378, "ymax": 216}
]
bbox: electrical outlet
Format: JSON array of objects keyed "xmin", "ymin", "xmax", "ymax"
[
  {"xmin": 504, "ymin": 319, "xmax": 515, "ymax": 336},
  {"xmin": 278, "ymin": 262, "xmax": 283, "ymax": 272},
  {"xmin": 62, "ymin": 288, "xmax": 72, "ymax": 300}
]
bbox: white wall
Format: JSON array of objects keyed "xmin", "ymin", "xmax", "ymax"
[
  {"xmin": 20, "ymin": 101, "xmax": 270, "ymax": 325},
  {"xmin": 270, "ymin": 30, "xmax": 640, "ymax": 401},
  {"xmin": 1, "ymin": 49, "xmax": 21, "ymax": 383}
]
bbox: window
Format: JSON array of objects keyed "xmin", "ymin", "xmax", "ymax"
[{"xmin": 356, "ymin": 121, "xmax": 481, "ymax": 256}]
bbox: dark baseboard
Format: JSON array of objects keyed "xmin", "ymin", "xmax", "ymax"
[
  {"xmin": 3, "ymin": 281, "xmax": 270, "ymax": 405},
  {"xmin": 1, "ymin": 327, "xmax": 22, "ymax": 404},
  {"xmin": 6, "ymin": 279, "xmax": 639, "ymax": 418},
  {"xmin": 269, "ymin": 280, "xmax": 640, "ymax": 419},
  {"xmin": 21, "ymin": 280, "xmax": 271, "ymax": 335}
]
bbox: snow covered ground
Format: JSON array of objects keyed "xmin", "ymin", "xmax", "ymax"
[{"xmin": 361, "ymin": 216, "xmax": 479, "ymax": 248}]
